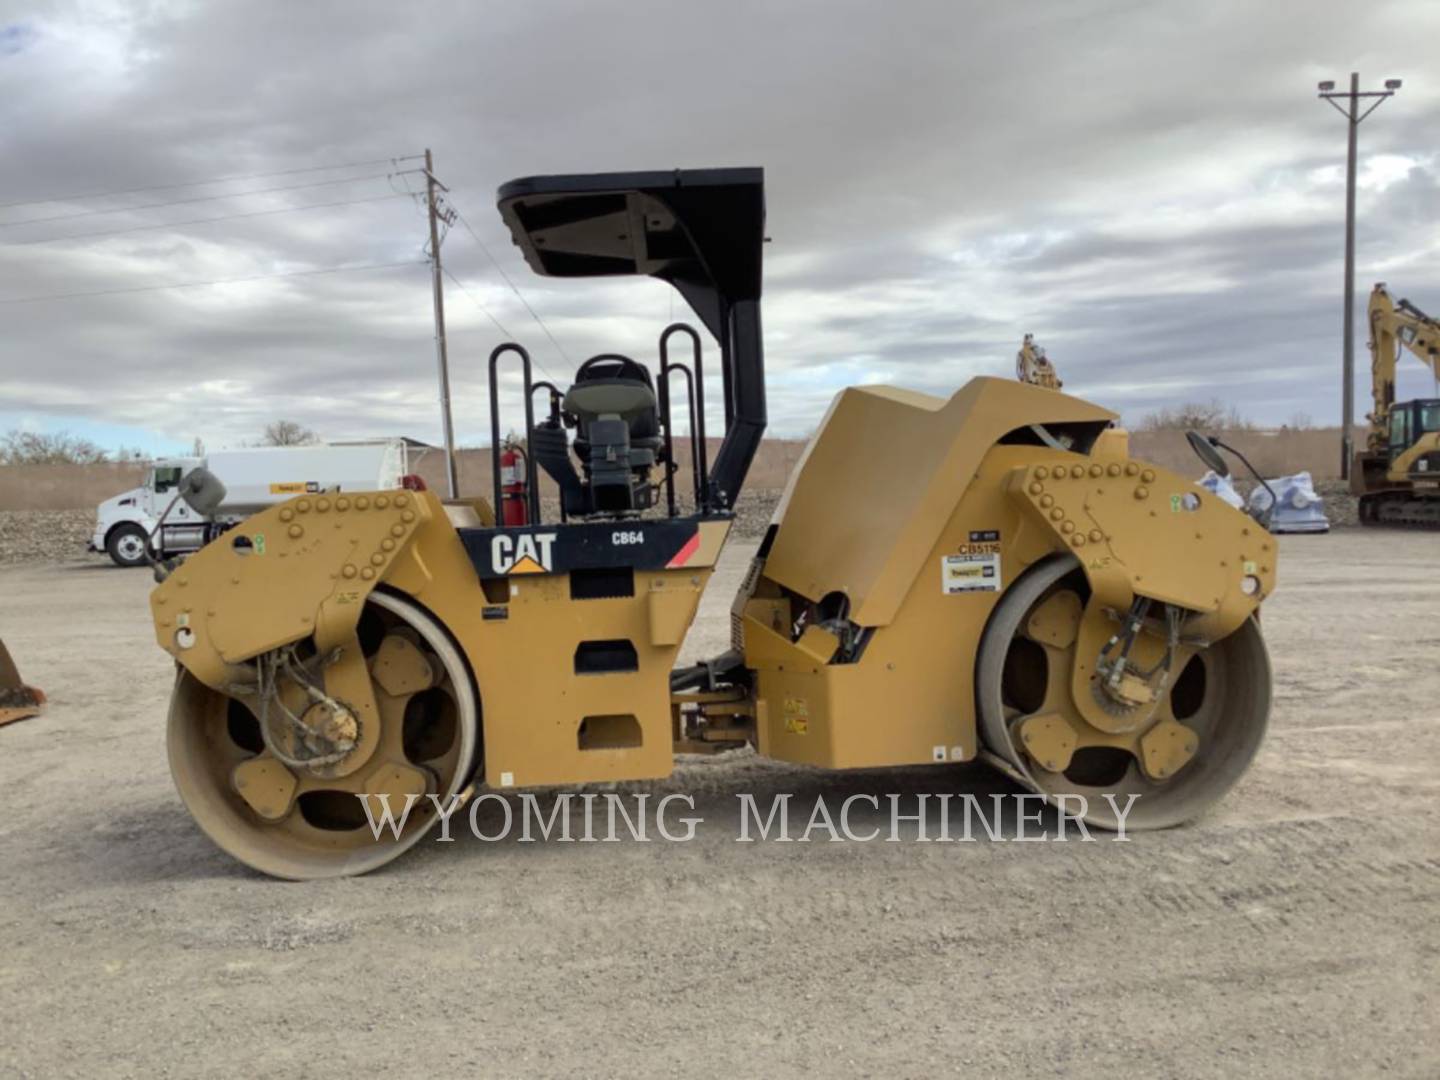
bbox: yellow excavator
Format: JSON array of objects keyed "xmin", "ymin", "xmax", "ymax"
[
  {"xmin": 1016, "ymin": 333, "xmax": 1062, "ymax": 389},
  {"xmin": 147, "ymin": 168, "xmax": 1278, "ymax": 878},
  {"xmin": 0, "ymin": 640, "xmax": 44, "ymax": 728},
  {"xmin": 1354, "ymin": 283, "xmax": 1440, "ymax": 527}
]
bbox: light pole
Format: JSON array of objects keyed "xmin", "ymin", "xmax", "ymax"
[{"xmin": 1317, "ymin": 74, "xmax": 1401, "ymax": 480}]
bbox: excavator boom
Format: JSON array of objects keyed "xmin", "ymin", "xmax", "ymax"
[{"xmin": 1366, "ymin": 284, "xmax": 1440, "ymax": 449}]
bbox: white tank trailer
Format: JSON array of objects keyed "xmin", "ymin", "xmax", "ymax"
[{"xmin": 91, "ymin": 440, "xmax": 412, "ymax": 567}]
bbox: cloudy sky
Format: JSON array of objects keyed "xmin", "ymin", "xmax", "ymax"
[{"xmin": 2, "ymin": 0, "xmax": 1438, "ymax": 457}]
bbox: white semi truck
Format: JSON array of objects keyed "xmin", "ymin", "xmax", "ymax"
[{"xmin": 91, "ymin": 441, "xmax": 412, "ymax": 567}]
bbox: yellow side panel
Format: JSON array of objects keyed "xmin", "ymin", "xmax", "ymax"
[
  {"xmin": 752, "ymin": 447, "xmax": 1050, "ymax": 768},
  {"xmin": 384, "ymin": 520, "xmax": 726, "ymax": 790},
  {"xmin": 647, "ymin": 587, "xmax": 695, "ymax": 646},
  {"xmin": 763, "ymin": 377, "xmax": 1113, "ymax": 627},
  {"xmin": 750, "ymin": 438, "xmax": 1271, "ymax": 771}
]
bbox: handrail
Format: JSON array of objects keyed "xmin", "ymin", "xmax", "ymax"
[
  {"xmin": 488, "ymin": 343, "xmax": 539, "ymax": 525},
  {"xmin": 659, "ymin": 362, "xmax": 700, "ymax": 517},
  {"xmin": 660, "ymin": 323, "xmax": 708, "ymax": 511}
]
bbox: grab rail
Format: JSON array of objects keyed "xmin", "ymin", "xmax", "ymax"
[
  {"xmin": 659, "ymin": 362, "xmax": 700, "ymax": 517},
  {"xmin": 659, "ymin": 323, "xmax": 708, "ymax": 512},
  {"xmin": 488, "ymin": 343, "xmax": 540, "ymax": 525}
]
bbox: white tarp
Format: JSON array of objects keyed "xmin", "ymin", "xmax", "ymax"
[
  {"xmin": 1197, "ymin": 470, "xmax": 1245, "ymax": 509},
  {"xmin": 1248, "ymin": 471, "xmax": 1330, "ymax": 533}
]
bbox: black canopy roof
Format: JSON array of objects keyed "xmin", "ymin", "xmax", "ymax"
[{"xmin": 496, "ymin": 167, "xmax": 764, "ymax": 342}]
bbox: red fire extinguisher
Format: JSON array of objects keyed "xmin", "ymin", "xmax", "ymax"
[{"xmin": 499, "ymin": 441, "xmax": 529, "ymax": 527}]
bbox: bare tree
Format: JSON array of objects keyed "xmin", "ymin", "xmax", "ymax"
[
  {"xmin": 1137, "ymin": 399, "xmax": 1253, "ymax": 433},
  {"xmin": 0, "ymin": 429, "xmax": 109, "ymax": 465},
  {"xmin": 262, "ymin": 420, "xmax": 318, "ymax": 446}
]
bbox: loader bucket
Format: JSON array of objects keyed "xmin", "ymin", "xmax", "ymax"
[{"xmin": 0, "ymin": 639, "xmax": 45, "ymax": 728}]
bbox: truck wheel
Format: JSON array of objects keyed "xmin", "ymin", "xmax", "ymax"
[{"xmin": 106, "ymin": 524, "xmax": 150, "ymax": 568}]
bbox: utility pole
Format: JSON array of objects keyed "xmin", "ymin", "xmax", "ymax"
[
  {"xmin": 1317, "ymin": 74, "xmax": 1401, "ymax": 480},
  {"xmin": 424, "ymin": 148, "xmax": 459, "ymax": 499}
]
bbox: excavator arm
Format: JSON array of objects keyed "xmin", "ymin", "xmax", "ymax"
[{"xmin": 1367, "ymin": 283, "xmax": 1440, "ymax": 453}]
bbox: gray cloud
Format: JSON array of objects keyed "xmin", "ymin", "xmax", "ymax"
[{"xmin": 2, "ymin": 0, "xmax": 1439, "ymax": 453}]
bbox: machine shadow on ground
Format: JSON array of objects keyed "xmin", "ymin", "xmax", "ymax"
[{"xmin": 93, "ymin": 756, "xmax": 1164, "ymax": 887}]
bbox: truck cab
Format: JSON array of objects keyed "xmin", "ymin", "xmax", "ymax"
[
  {"xmin": 92, "ymin": 457, "xmax": 203, "ymax": 567},
  {"xmin": 92, "ymin": 441, "xmax": 411, "ymax": 567}
]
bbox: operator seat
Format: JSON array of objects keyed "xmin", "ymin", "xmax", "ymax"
[{"xmin": 563, "ymin": 354, "xmax": 662, "ymax": 513}]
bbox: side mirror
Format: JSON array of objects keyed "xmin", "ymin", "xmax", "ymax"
[
  {"xmin": 1186, "ymin": 431, "xmax": 1230, "ymax": 478},
  {"xmin": 179, "ymin": 467, "xmax": 227, "ymax": 516}
]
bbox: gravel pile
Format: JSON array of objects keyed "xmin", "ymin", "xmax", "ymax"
[
  {"xmin": 1312, "ymin": 480, "xmax": 1359, "ymax": 528},
  {"xmin": 0, "ymin": 509, "xmax": 97, "ymax": 566},
  {"xmin": 730, "ymin": 488, "xmax": 781, "ymax": 538}
]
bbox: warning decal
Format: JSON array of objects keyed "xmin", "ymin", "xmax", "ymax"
[
  {"xmin": 783, "ymin": 697, "xmax": 809, "ymax": 735},
  {"xmin": 942, "ymin": 551, "xmax": 1001, "ymax": 593}
]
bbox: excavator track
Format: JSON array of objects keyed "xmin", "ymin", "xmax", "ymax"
[{"xmin": 1358, "ymin": 491, "xmax": 1440, "ymax": 529}]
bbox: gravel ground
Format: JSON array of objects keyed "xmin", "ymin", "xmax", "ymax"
[{"xmin": 0, "ymin": 529, "xmax": 1436, "ymax": 1077}]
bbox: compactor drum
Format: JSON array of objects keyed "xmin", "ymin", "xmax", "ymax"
[{"xmin": 153, "ymin": 169, "xmax": 1277, "ymax": 878}]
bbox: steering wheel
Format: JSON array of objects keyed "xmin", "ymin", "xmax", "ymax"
[{"xmin": 575, "ymin": 353, "xmax": 653, "ymax": 386}]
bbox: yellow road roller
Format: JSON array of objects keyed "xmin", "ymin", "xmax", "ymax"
[{"xmin": 152, "ymin": 168, "xmax": 1276, "ymax": 878}]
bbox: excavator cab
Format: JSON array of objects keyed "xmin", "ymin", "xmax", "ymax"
[{"xmin": 1387, "ymin": 399, "xmax": 1440, "ymax": 460}]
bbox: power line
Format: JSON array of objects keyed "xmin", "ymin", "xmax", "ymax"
[
  {"xmin": 441, "ymin": 266, "xmax": 517, "ymax": 341},
  {"xmin": 0, "ymin": 154, "xmax": 425, "ymax": 212},
  {"xmin": 441, "ymin": 265, "xmax": 557, "ymax": 383},
  {"xmin": 0, "ymin": 259, "xmax": 425, "ymax": 305},
  {"xmin": 0, "ymin": 170, "xmax": 422, "ymax": 231},
  {"xmin": 6, "ymin": 192, "xmax": 410, "ymax": 247},
  {"xmin": 447, "ymin": 201, "xmax": 572, "ymax": 368}
]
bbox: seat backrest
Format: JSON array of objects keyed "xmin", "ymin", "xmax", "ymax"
[
  {"xmin": 565, "ymin": 381, "xmax": 655, "ymax": 420},
  {"xmin": 564, "ymin": 354, "xmax": 659, "ymax": 434}
]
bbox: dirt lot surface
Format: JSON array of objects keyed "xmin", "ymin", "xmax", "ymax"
[{"xmin": 1, "ymin": 529, "xmax": 1436, "ymax": 1077}]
